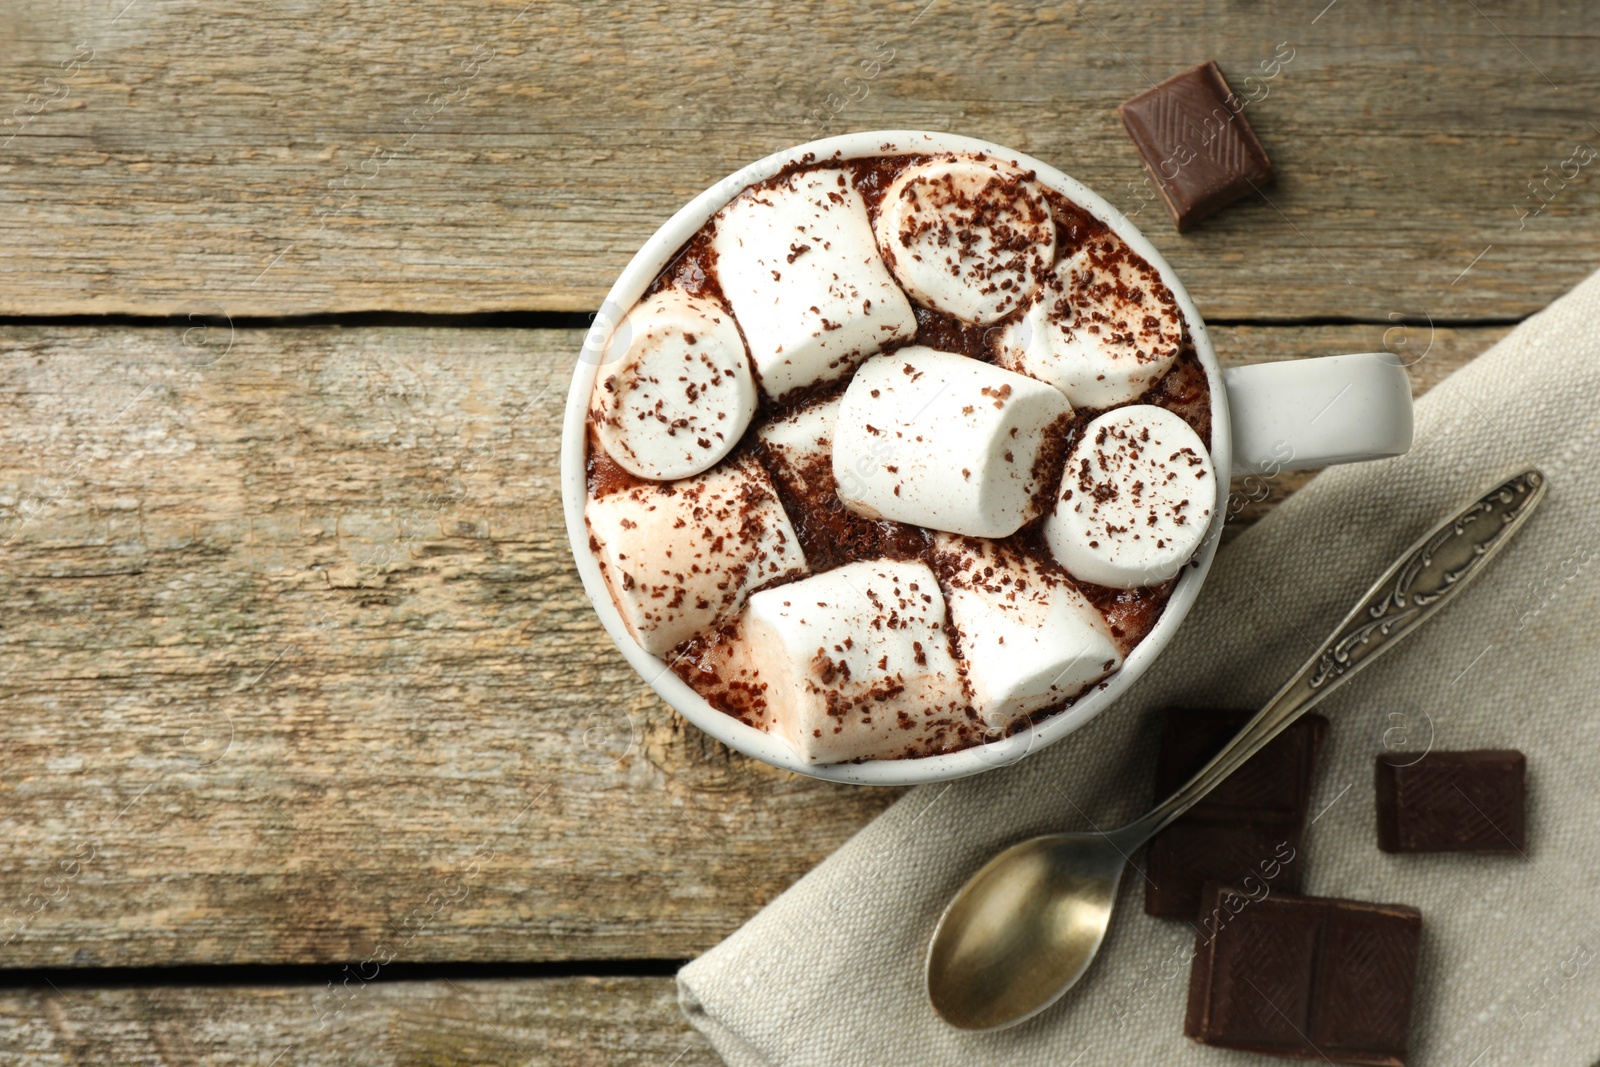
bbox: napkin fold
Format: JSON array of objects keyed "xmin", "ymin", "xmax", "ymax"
[{"xmin": 679, "ymin": 267, "xmax": 1600, "ymax": 1067}]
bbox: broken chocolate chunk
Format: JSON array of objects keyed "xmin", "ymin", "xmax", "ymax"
[
  {"xmin": 1185, "ymin": 886, "xmax": 1422, "ymax": 1066},
  {"xmin": 1145, "ymin": 708, "xmax": 1327, "ymax": 919},
  {"xmin": 1118, "ymin": 61, "xmax": 1275, "ymax": 232},
  {"xmin": 1376, "ymin": 749, "xmax": 1527, "ymax": 854}
]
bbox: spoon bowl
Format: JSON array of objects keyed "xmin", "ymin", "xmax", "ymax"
[{"xmin": 927, "ymin": 831, "xmax": 1131, "ymax": 1031}]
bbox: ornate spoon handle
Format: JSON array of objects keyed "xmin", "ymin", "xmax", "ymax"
[{"xmin": 1128, "ymin": 469, "xmax": 1548, "ymax": 844}]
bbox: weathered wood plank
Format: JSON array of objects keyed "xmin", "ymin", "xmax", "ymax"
[
  {"xmin": 0, "ymin": 977, "xmax": 715, "ymax": 1066},
  {"xmin": 0, "ymin": 323, "xmax": 1498, "ymax": 968},
  {"xmin": 0, "ymin": 1, "xmax": 1594, "ymax": 318}
]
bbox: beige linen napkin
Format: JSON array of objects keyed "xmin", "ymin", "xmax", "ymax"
[{"xmin": 678, "ymin": 267, "xmax": 1600, "ymax": 1067}]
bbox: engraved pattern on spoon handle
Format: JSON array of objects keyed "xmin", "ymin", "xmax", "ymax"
[{"xmin": 1126, "ymin": 469, "xmax": 1548, "ymax": 845}]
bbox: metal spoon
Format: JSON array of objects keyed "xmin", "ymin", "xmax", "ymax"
[{"xmin": 927, "ymin": 469, "xmax": 1548, "ymax": 1032}]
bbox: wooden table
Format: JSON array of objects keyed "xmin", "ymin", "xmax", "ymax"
[{"xmin": 0, "ymin": 1, "xmax": 1593, "ymax": 1062}]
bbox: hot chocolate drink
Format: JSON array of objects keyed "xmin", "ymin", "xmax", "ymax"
[{"xmin": 585, "ymin": 152, "xmax": 1215, "ymax": 764}]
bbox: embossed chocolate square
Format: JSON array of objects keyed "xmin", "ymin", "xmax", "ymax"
[
  {"xmin": 1118, "ymin": 61, "xmax": 1275, "ymax": 231},
  {"xmin": 1185, "ymin": 887, "xmax": 1422, "ymax": 1066},
  {"xmin": 1144, "ymin": 708, "xmax": 1327, "ymax": 919},
  {"xmin": 1376, "ymin": 750, "xmax": 1527, "ymax": 853}
]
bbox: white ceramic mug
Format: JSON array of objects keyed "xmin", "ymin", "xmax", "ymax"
[{"xmin": 561, "ymin": 131, "xmax": 1413, "ymax": 786}]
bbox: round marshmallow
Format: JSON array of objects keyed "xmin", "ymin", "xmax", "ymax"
[
  {"xmin": 873, "ymin": 158, "xmax": 1055, "ymax": 325},
  {"xmin": 585, "ymin": 458, "xmax": 808, "ymax": 656},
  {"xmin": 934, "ymin": 534, "xmax": 1122, "ymax": 730},
  {"xmin": 1046, "ymin": 405, "xmax": 1215, "ymax": 588},
  {"xmin": 996, "ymin": 237, "xmax": 1184, "ymax": 409},
  {"xmin": 711, "ymin": 168, "xmax": 917, "ymax": 400},
  {"xmin": 833, "ymin": 347, "xmax": 1072, "ymax": 538},
  {"xmin": 757, "ymin": 392, "xmax": 841, "ymax": 499},
  {"xmin": 591, "ymin": 288, "xmax": 757, "ymax": 481},
  {"xmin": 740, "ymin": 559, "xmax": 966, "ymax": 764}
]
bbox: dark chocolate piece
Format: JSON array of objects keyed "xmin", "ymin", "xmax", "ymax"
[
  {"xmin": 1117, "ymin": 61, "xmax": 1275, "ymax": 232},
  {"xmin": 1376, "ymin": 750, "xmax": 1527, "ymax": 854},
  {"xmin": 1186, "ymin": 886, "xmax": 1422, "ymax": 1066},
  {"xmin": 1144, "ymin": 709, "xmax": 1327, "ymax": 919}
]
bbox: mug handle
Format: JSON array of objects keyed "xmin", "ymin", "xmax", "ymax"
[{"xmin": 1222, "ymin": 352, "xmax": 1414, "ymax": 476}]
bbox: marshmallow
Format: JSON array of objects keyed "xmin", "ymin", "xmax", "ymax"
[
  {"xmin": 996, "ymin": 237, "xmax": 1184, "ymax": 409},
  {"xmin": 741, "ymin": 559, "xmax": 967, "ymax": 764},
  {"xmin": 586, "ymin": 459, "xmax": 808, "ymax": 656},
  {"xmin": 934, "ymin": 534, "xmax": 1122, "ymax": 729},
  {"xmin": 873, "ymin": 157, "xmax": 1055, "ymax": 324},
  {"xmin": 757, "ymin": 392, "xmax": 842, "ymax": 499},
  {"xmin": 832, "ymin": 347, "xmax": 1072, "ymax": 538},
  {"xmin": 711, "ymin": 168, "xmax": 917, "ymax": 400},
  {"xmin": 1045, "ymin": 405, "xmax": 1215, "ymax": 588},
  {"xmin": 591, "ymin": 288, "xmax": 757, "ymax": 481}
]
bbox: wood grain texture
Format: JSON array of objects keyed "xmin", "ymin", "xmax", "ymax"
[
  {"xmin": 0, "ymin": 1, "xmax": 1595, "ymax": 318},
  {"xmin": 0, "ymin": 977, "xmax": 716, "ymax": 1066},
  {"xmin": 0, "ymin": 323, "xmax": 1499, "ymax": 968}
]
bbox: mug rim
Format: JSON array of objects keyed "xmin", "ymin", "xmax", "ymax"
[{"xmin": 561, "ymin": 130, "xmax": 1232, "ymax": 786}]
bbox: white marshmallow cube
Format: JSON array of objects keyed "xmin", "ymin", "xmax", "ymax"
[
  {"xmin": 1046, "ymin": 405, "xmax": 1215, "ymax": 588},
  {"xmin": 742, "ymin": 559, "xmax": 967, "ymax": 764},
  {"xmin": 934, "ymin": 534, "xmax": 1122, "ymax": 729},
  {"xmin": 591, "ymin": 288, "xmax": 757, "ymax": 481},
  {"xmin": 586, "ymin": 459, "xmax": 808, "ymax": 656},
  {"xmin": 996, "ymin": 238, "xmax": 1184, "ymax": 409},
  {"xmin": 711, "ymin": 168, "xmax": 917, "ymax": 400},
  {"xmin": 832, "ymin": 347, "xmax": 1072, "ymax": 538},
  {"xmin": 874, "ymin": 157, "xmax": 1055, "ymax": 324},
  {"xmin": 756, "ymin": 393, "xmax": 841, "ymax": 499}
]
